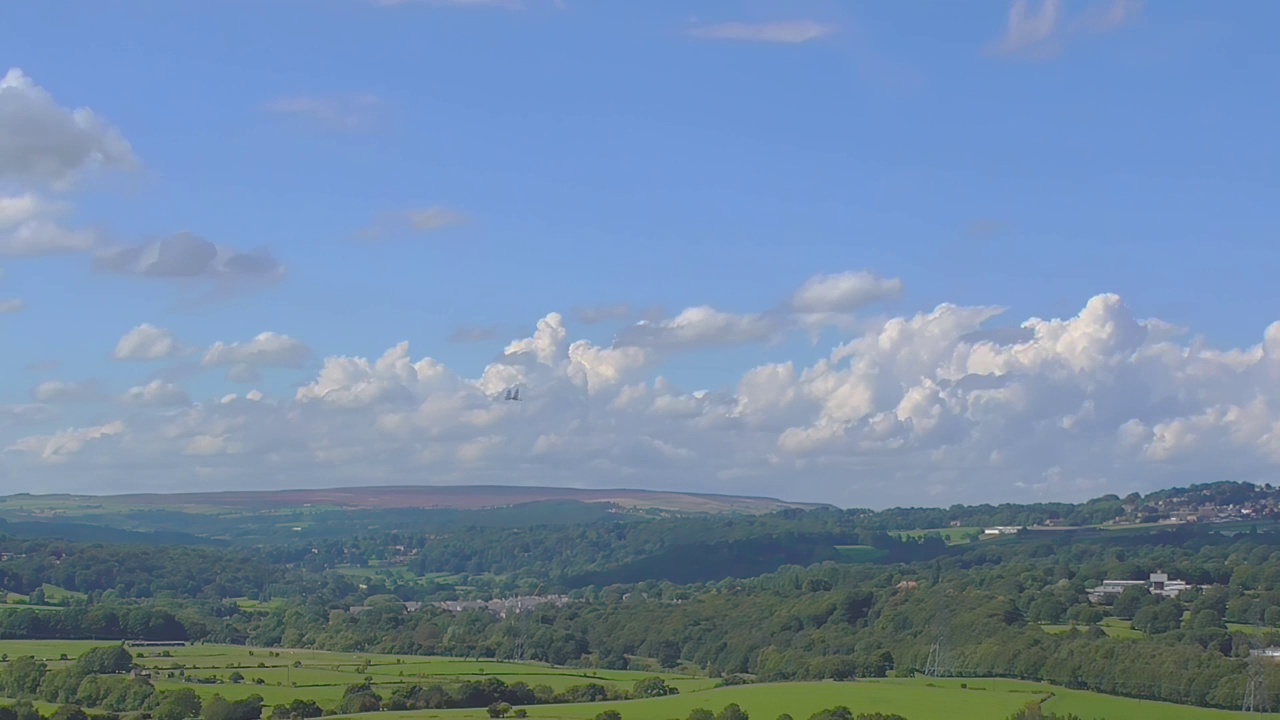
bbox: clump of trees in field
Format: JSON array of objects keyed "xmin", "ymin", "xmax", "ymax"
[
  {"xmin": 325, "ymin": 675, "xmax": 680, "ymax": 715},
  {"xmin": 683, "ymin": 706, "xmax": 908, "ymax": 720}
]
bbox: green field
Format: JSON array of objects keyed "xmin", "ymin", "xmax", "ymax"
[
  {"xmin": 889, "ymin": 527, "xmax": 981, "ymax": 545},
  {"xmin": 1041, "ymin": 617, "xmax": 1145, "ymax": 640},
  {"xmin": 1043, "ymin": 617, "xmax": 1275, "ymax": 642},
  {"xmin": 0, "ymin": 642, "xmax": 1265, "ymax": 720},
  {"xmin": 1226, "ymin": 622, "xmax": 1276, "ymax": 636},
  {"xmin": 1, "ymin": 584, "xmax": 81, "ymax": 611},
  {"xmin": 330, "ymin": 678, "xmax": 1259, "ymax": 720},
  {"xmin": 0, "ymin": 641, "xmax": 713, "ymax": 707}
]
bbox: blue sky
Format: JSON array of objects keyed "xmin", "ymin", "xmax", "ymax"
[{"xmin": 1, "ymin": 0, "xmax": 1277, "ymax": 507}]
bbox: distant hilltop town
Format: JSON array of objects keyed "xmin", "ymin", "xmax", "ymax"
[
  {"xmin": 973, "ymin": 482, "xmax": 1280, "ymax": 538},
  {"xmin": 1109, "ymin": 481, "xmax": 1280, "ymax": 526}
]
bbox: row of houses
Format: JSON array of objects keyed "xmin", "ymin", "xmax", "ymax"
[
  {"xmin": 433, "ymin": 594, "xmax": 573, "ymax": 619},
  {"xmin": 347, "ymin": 594, "xmax": 576, "ymax": 619}
]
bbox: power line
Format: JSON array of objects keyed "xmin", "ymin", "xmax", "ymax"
[
  {"xmin": 1243, "ymin": 656, "xmax": 1269, "ymax": 714},
  {"xmin": 922, "ymin": 637, "xmax": 953, "ymax": 678}
]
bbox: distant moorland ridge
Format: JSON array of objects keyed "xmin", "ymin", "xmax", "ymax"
[{"xmin": 1, "ymin": 484, "xmax": 833, "ymax": 514}]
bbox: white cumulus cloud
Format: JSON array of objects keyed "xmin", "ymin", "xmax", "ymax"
[
  {"xmin": 617, "ymin": 306, "xmax": 781, "ymax": 351},
  {"xmin": 0, "ymin": 68, "xmax": 136, "ymax": 189},
  {"xmin": 790, "ymin": 271, "xmax": 903, "ymax": 314},
  {"xmin": 6, "ymin": 421, "xmax": 125, "ymax": 464},
  {"xmin": 0, "ymin": 193, "xmax": 97, "ymax": 257},
  {"xmin": 4, "ymin": 274, "xmax": 1280, "ymax": 505},
  {"xmin": 113, "ymin": 324, "xmax": 181, "ymax": 361},
  {"xmin": 122, "ymin": 380, "xmax": 191, "ymax": 408},
  {"xmin": 93, "ymin": 232, "xmax": 284, "ymax": 283},
  {"xmin": 203, "ymin": 332, "xmax": 311, "ymax": 369}
]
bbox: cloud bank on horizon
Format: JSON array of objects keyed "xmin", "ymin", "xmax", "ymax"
[
  {"xmin": 6, "ymin": 268, "xmax": 1280, "ymax": 507},
  {"xmin": 1, "ymin": 0, "xmax": 1277, "ymax": 508}
]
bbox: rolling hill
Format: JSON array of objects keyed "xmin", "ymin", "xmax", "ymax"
[{"xmin": 0, "ymin": 484, "xmax": 829, "ymax": 516}]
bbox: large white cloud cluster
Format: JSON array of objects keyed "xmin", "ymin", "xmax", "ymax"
[
  {"xmin": 0, "ymin": 69, "xmax": 282, "ymax": 283},
  {"xmin": 4, "ymin": 287, "xmax": 1278, "ymax": 507}
]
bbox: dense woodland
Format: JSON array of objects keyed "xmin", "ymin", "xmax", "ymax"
[{"xmin": 2, "ymin": 482, "xmax": 1280, "ymax": 715}]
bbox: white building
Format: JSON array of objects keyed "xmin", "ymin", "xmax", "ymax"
[{"xmin": 1087, "ymin": 572, "xmax": 1199, "ymax": 603}]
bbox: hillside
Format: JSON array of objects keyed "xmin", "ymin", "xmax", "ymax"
[
  {"xmin": 3, "ymin": 481, "xmax": 1280, "ymax": 716},
  {"xmin": 0, "ymin": 485, "xmax": 828, "ymax": 516}
]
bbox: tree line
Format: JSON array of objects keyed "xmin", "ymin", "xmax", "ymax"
[{"xmin": 8, "ymin": 492, "xmax": 1280, "ymax": 712}]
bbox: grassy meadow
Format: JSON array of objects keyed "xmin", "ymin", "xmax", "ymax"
[
  {"xmin": 0, "ymin": 641, "xmax": 713, "ymax": 707},
  {"xmin": 331, "ymin": 678, "xmax": 1262, "ymax": 720},
  {"xmin": 888, "ymin": 528, "xmax": 981, "ymax": 545},
  {"xmin": 1041, "ymin": 616, "xmax": 1147, "ymax": 640},
  {"xmin": 0, "ymin": 641, "xmax": 1268, "ymax": 720}
]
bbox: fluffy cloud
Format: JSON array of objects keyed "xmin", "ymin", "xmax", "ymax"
[
  {"xmin": 203, "ymin": 332, "xmax": 311, "ymax": 369},
  {"xmin": 4, "ymin": 278, "xmax": 1280, "ymax": 505},
  {"xmin": 618, "ymin": 306, "xmax": 781, "ymax": 350},
  {"xmin": 0, "ymin": 70, "xmax": 120, "ymax": 257},
  {"xmin": 0, "ymin": 193, "xmax": 97, "ymax": 257},
  {"xmin": 93, "ymin": 232, "xmax": 284, "ymax": 282},
  {"xmin": 113, "ymin": 324, "xmax": 181, "ymax": 361},
  {"xmin": 122, "ymin": 380, "xmax": 191, "ymax": 407},
  {"xmin": 687, "ymin": 20, "xmax": 837, "ymax": 44},
  {"xmin": 617, "ymin": 271, "xmax": 901, "ymax": 351},
  {"xmin": 0, "ymin": 68, "xmax": 135, "ymax": 189},
  {"xmin": 789, "ymin": 271, "xmax": 903, "ymax": 314},
  {"xmin": 5, "ymin": 421, "xmax": 124, "ymax": 464}
]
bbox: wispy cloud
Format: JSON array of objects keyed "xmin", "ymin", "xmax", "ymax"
[
  {"xmin": 573, "ymin": 304, "xmax": 633, "ymax": 325},
  {"xmin": 687, "ymin": 20, "xmax": 837, "ymax": 45},
  {"xmin": 358, "ymin": 205, "xmax": 470, "ymax": 241},
  {"xmin": 967, "ymin": 219, "xmax": 1012, "ymax": 240},
  {"xmin": 407, "ymin": 206, "xmax": 469, "ymax": 233},
  {"xmin": 992, "ymin": 0, "xmax": 1063, "ymax": 57},
  {"xmin": 990, "ymin": 0, "xmax": 1141, "ymax": 60},
  {"xmin": 1074, "ymin": 0, "xmax": 1143, "ymax": 33},
  {"xmin": 262, "ymin": 94, "xmax": 383, "ymax": 132},
  {"xmin": 448, "ymin": 325, "xmax": 502, "ymax": 344},
  {"xmin": 24, "ymin": 359, "xmax": 61, "ymax": 373},
  {"xmin": 371, "ymin": 0, "xmax": 523, "ymax": 9}
]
